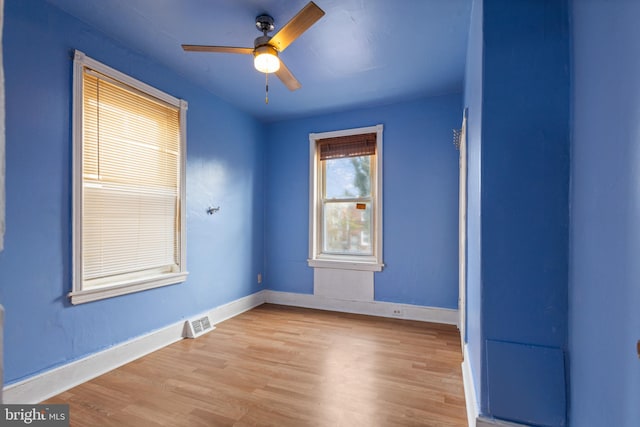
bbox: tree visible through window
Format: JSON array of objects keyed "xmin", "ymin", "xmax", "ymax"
[{"xmin": 323, "ymin": 155, "xmax": 372, "ymax": 255}]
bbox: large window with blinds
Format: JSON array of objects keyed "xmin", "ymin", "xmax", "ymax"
[
  {"xmin": 70, "ymin": 51, "xmax": 188, "ymax": 305},
  {"xmin": 308, "ymin": 125, "xmax": 384, "ymax": 271}
]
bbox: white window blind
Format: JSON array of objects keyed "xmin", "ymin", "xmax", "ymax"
[{"xmin": 71, "ymin": 51, "xmax": 187, "ymax": 304}]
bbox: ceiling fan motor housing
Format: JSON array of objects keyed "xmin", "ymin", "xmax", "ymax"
[
  {"xmin": 254, "ymin": 35, "xmax": 273, "ymax": 48},
  {"xmin": 182, "ymin": 2, "xmax": 326, "ymax": 91}
]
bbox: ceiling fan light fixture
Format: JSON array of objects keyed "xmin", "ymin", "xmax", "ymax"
[
  {"xmin": 254, "ymin": 45, "xmax": 280, "ymax": 73},
  {"xmin": 182, "ymin": 1, "xmax": 326, "ymax": 91}
]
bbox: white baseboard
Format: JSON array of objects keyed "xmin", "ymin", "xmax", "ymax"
[
  {"xmin": 3, "ymin": 291, "xmax": 266, "ymax": 404},
  {"xmin": 204, "ymin": 290, "xmax": 266, "ymax": 325},
  {"xmin": 3, "ymin": 321, "xmax": 185, "ymax": 404},
  {"xmin": 264, "ymin": 290, "xmax": 458, "ymax": 325},
  {"xmin": 461, "ymin": 344, "xmax": 529, "ymax": 427},
  {"xmin": 462, "ymin": 344, "xmax": 479, "ymax": 427},
  {"xmin": 2, "ymin": 289, "xmax": 455, "ymax": 404}
]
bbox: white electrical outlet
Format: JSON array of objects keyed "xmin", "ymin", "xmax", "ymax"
[
  {"xmin": 257, "ymin": 273, "xmax": 262, "ymax": 284},
  {"xmin": 391, "ymin": 307, "xmax": 403, "ymax": 317}
]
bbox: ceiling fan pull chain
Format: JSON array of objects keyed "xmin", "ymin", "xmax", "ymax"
[{"xmin": 265, "ymin": 72, "xmax": 269, "ymax": 104}]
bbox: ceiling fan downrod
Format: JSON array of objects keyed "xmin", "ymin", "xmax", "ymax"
[{"xmin": 255, "ymin": 15, "xmax": 275, "ymax": 36}]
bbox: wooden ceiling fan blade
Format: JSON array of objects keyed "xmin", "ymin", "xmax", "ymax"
[
  {"xmin": 182, "ymin": 45, "xmax": 254, "ymax": 54},
  {"xmin": 275, "ymin": 60, "xmax": 302, "ymax": 91},
  {"xmin": 269, "ymin": 1, "xmax": 325, "ymax": 53}
]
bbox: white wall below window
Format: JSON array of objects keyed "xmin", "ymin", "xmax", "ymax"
[{"xmin": 313, "ymin": 268, "xmax": 374, "ymax": 301}]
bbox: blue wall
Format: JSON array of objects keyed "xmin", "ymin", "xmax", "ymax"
[
  {"xmin": 265, "ymin": 96, "xmax": 462, "ymax": 308},
  {"xmin": 482, "ymin": 0, "xmax": 569, "ymax": 354},
  {"xmin": 0, "ymin": 0, "xmax": 265, "ymax": 384},
  {"xmin": 570, "ymin": 1, "xmax": 640, "ymax": 425},
  {"xmin": 10, "ymin": 2, "xmax": 633, "ymax": 425},
  {"xmin": 464, "ymin": 0, "xmax": 570, "ymax": 425}
]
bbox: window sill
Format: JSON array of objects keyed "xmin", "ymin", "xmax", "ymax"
[
  {"xmin": 69, "ymin": 272, "xmax": 188, "ymax": 305},
  {"xmin": 308, "ymin": 258, "xmax": 384, "ymax": 272}
]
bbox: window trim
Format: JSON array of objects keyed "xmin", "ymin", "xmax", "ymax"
[
  {"xmin": 69, "ymin": 50, "xmax": 188, "ymax": 305},
  {"xmin": 308, "ymin": 125, "xmax": 384, "ymax": 271}
]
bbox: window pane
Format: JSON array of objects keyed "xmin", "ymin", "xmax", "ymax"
[
  {"xmin": 324, "ymin": 156, "xmax": 371, "ymax": 199},
  {"xmin": 323, "ymin": 202, "xmax": 372, "ymax": 255},
  {"xmin": 83, "ymin": 184, "xmax": 178, "ymax": 283},
  {"xmin": 82, "ymin": 70, "xmax": 181, "ymax": 284}
]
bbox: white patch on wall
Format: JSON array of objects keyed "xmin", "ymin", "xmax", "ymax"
[{"xmin": 314, "ymin": 268, "xmax": 374, "ymax": 301}]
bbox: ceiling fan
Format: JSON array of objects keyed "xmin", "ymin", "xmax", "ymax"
[{"xmin": 182, "ymin": 1, "xmax": 325, "ymax": 94}]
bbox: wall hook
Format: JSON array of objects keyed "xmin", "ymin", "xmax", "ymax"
[{"xmin": 206, "ymin": 206, "xmax": 220, "ymax": 215}]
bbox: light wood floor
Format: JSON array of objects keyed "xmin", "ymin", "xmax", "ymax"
[{"xmin": 46, "ymin": 304, "xmax": 467, "ymax": 426}]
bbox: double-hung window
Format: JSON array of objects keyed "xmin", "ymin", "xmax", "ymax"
[
  {"xmin": 308, "ymin": 125, "xmax": 383, "ymax": 271},
  {"xmin": 70, "ymin": 51, "xmax": 188, "ymax": 304}
]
